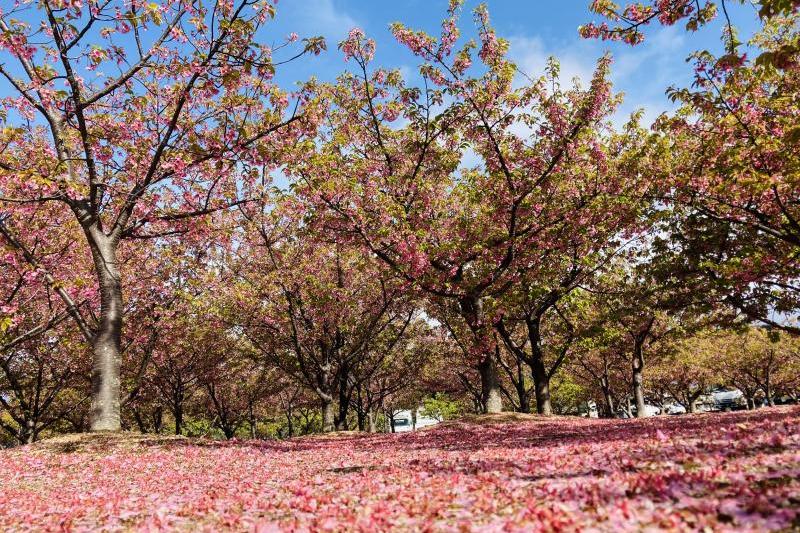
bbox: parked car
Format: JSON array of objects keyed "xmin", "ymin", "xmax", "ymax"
[
  {"xmin": 711, "ymin": 388, "xmax": 745, "ymax": 411},
  {"xmin": 775, "ymin": 395, "xmax": 798, "ymax": 405},
  {"xmin": 392, "ymin": 414, "xmax": 412, "ymax": 432},
  {"xmin": 391, "ymin": 408, "xmax": 440, "ymax": 432},
  {"xmin": 663, "ymin": 402, "xmax": 687, "ymax": 415},
  {"xmin": 617, "ymin": 403, "xmax": 661, "ymax": 418}
]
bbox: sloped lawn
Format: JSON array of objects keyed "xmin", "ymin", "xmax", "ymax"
[{"xmin": 1, "ymin": 407, "xmax": 798, "ymax": 532}]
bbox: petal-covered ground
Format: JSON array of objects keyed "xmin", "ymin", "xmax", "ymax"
[{"xmin": 1, "ymin": 407, "xmax": 798, "ymax": 532}]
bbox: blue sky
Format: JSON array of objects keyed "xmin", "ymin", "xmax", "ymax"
[{"xmin": 266, "ymin": 0, "xmax": 763, "ymax": 126}]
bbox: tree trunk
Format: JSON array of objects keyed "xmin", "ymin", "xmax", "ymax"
[
  {"xmin": 133, "ymin": 408, "xmax": 147, "ymax": 433},
  {"xmin": 248, "ymin": 400, "xmax": 257, "ymax": 439},
  {"xmin": 764, "ymin": 375, "xmax": 774, "ymax": 407},
  {"xmin": 285, "ymin": 410, "xmax": 294, "ymax": 438},
  {"xmin": 514, "ymin": 358, "xmax": 531, "ymax": 413},
  {"xmin": 174, "ymin": 402, "xmax": 183, "ymax": 435},
  {"xmin": 632, "ymin": 341, "xmax": 646, "ymax": 418},
  {"xmin": 152, "ymin": 406, "xmax": 163, "ymax": 433},
  {"xmin": 25, "ymin": 420, "xmax": 36, "ymax": 445},
  {"xmin": 478, "ymin": 357, "xmax": 503, "ymax": 414},
  {"xmin": 622, "ymin": 396, "xmax": 633, "ymax": 418},
  {"xmin": 88, "ymin": 232, "xmax": 123, "ymax": 432},
  {"xmin": 367, "ymin": 411, "xmax": 376, "ymax": 433},
  {"xmin": 516, "ymin": 383, "xmax": 531, "ymax": 414},
  {"xmin": 335, "ymin": 365, "xmax": 351, "ymax": 431},
  {"xmin": 321, "ymin": 398, "xmax": 335, "ymax": 432},
  {"xmin": 601, "ymin": 379, "xmax": 615, "ymax": 418},
  {"xmin": 529, "ymin": 358, "xmax": 552, "ymax": 416}
]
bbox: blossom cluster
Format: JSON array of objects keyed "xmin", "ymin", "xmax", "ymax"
[{"xmin": 0, "ymin": 407, "xmax": 797, "ymax": 531}]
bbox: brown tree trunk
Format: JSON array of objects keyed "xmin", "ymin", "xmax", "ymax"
[
  {"xmin": 87, "ymin": 231, "xmax": 123, "ymax": 432},
  {"xmin": 460, "ymin": 297, "xmax": 502, "ymax": 414},
  {"xmin": 516, "ymin": 384, "xmax": 531, "ymax": 414},
  {"xmin": 601, "ymin": 378, "xmax": 615, "ymax": 418},
  {"xmin": 478, "ymin": 357, "xmax": 503, "ymax": 414},
  {"xmin": 530, "ymin": 358, "xmax": 552, "ymax": 416},
  {"xmin": 174, "ymin": 401, "xmax": 183, "ymax": 436},
  {"xmin": 515, "ymin": 358, "xmax": 531, "ymax": 413},
  {"xmin": 25, "ymin": 420, "xmax": 36, "ymax": 445},
  {"xmin": 321, "ymin": 397, "xmax": 335, "ymax": 432},
  {"xmin": 764, "ymin": 375, "xmax": 774, "ymax": 407},
  {"xmin": 632, "ymin": 341, "xmax": 646, "ymax": 418},
  {"xmin": 248, "ymin": 400, "xmax": 257, "ymax": 439}
]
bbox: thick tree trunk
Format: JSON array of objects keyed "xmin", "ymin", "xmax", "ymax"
[
  {"xmin": 459, "ymin": 296, "xmax": 501, "ymax": 414},
  {"xmin": 174, "ymin": 403, "xmax": 183, "ymax": 435},
  {"xmin": 516, "ymin": 383, "xmax": 531, "ymax": 414},
  {"xmin": 152, "ymin": 406, "xmax": 163, "ymax": 433},
  {"xmin": 601, "ymin": 379, "xmax": 615, "ymax": 418},
  {"xmin": 478, "ymin": 357, "xmax": 503, "ymax": 414},
  {"xmin": 632, "ymin": 342, "xmax": 646, "ymax": 418},
  {"xmin": 25, "ymin": 420, "xmax": 36, "ymax": 445},
  {"xmin": 514, "ymin": 358, "xmax": 531, "ymax": 413},
  {"xmin": 335, "ymin": 406, "xmax": 349, "ymax": 431},
  {"xmin": 367, "ymin": 411, "xmax": 376, "ymax": 433},
  {"xmin": 321, "ymin": 398, "xmax": 335, "ymax": 432},
  {"xmin": 133, "ymin": 408, "xmax": 147, "ymax": 433},
  {"xmin": 88, "ymin": 233, "xmax": 123, "ymax": 432},
  {"xmin": 530, "ymin": 358, "xmax": 552, "ymax": 416}
]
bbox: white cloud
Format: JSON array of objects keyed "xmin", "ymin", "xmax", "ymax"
[
  {"xmin": 508, "ymin": 36, "xmax": 598, "ymax": 88},
  {"xmin": 280, "ymin": 0, "xmax": 359, "ymax": 43},
  {"xmin": 507, "ymin": 26, "xmax": 689, "ymax": 129}
]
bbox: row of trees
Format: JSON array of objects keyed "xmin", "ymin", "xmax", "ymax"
[{"xmin": 1, "ymin": 0, "xmax": 799, "ymax": 444}]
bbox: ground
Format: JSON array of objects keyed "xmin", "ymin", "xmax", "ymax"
[{"xmin": 1, "ymin": 408, "xmax": 798, "ymax": 532}]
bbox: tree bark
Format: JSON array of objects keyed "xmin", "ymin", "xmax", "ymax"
[
  {"xmin": 632, "ymin": 340, "xmax": 647, "ymax": 418},
  {"xmin": 367, "ymin": 411, "xmax": 376, "ymax": 433},
  {"xmin": 601, "ymin": 378, "xmax": 615, "ymax": 418},
  {"xmin": 321, "ymin": 397, "xmax": 335, "ymax": 432},
  {"xmin": 530, "ymin": 357, "xmax": 552, "ymax": 416},
  {"xmin": 514, "ymin": 358, "xmax": 531, "ymax": 413},
  {"xmin": 87, "ymin": 231, "xmax": 123, "ymax": 431},
  {"xmin": 764, "ymin": 374, "xmax": 774, "ymax": 407},
  {"xmin": 516, "ymin": 383, "xmax": 531, "ymax": 414},
  {"xmin": 174, "ymin": 402, "xmax": 183, "ymax": 435},
  {"xmin": 459, "ymin": 296, "xmax": 502, "ymax": 414},
  {"xmin": 478, "ymin": 357, "xmax": 503, "ymax": 414}
]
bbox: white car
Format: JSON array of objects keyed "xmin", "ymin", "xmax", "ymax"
[
  {"xmin": 711, "ymin": 388, "xmax": 745, "ymax": 410},
  {"xmin": 391, "ymin": 408, "xmax": 440, "ymax": 432},
  {"xmin": 663, "ymin": 402, "xmax": 687, "ymax": 415}
]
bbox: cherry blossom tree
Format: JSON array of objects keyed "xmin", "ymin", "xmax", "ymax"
[
  {"xmin": 581, "ymin": 0, "xmax": 798, "ymax": 51},
  {"xmin": 711, "ymin": 327, "xmax": 799, "ymax": 407},
  {"xmin": 0, "ymin": 0, "xmax": 321, "ymax": 431},
  {"xmin": 651, "ymin": 18, "xmax": 800, "ymax": 334},
  {"xmin": 231, "ymin": 203, "xmax": 415, "ymax": 432},
  {"xmin": 647, "ymin": 335, "xmax": 718, "ymax": 412},
  {"xmin": 292, "ymin": 3, "xmax": 646, "ymax": 413}
]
